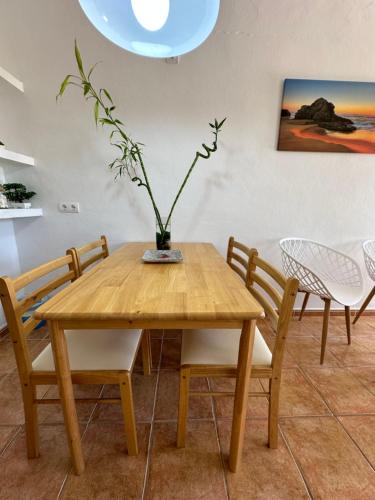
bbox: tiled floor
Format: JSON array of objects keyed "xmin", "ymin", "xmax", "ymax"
[{"xmin": 0, "ymin": 315, "xmax": 375, "ymax": 499}]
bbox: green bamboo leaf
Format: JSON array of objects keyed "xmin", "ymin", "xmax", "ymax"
[
  {"xmin": 83, "ymin": 83, "xmax": 90, "ymax": 96},
  {"xmin": 218, "ymin": 117, "xmax": 227, "ymax": 128},
  {"xmin": 56, "ymin": 75, "xmax": 72, "ymax": 100},
  {"xmin": 74, "ymin": 40, "xmax": 84, "ymax": 75},
  {"xmin": 99, "ymin": 118, "xmax": 114, "ymax": 126},
  {"xmin": 87, "ymin": 62, "xmax": 99, "ymax": 80},
  {"xmin": 102, "ymin": 88, "xmax": 113, "ymax": 103},
  {"xmin": 94, "ymin": 100, "xmax": 99, "ymax": 124}
]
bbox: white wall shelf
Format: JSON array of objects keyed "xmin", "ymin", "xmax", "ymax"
[
  {"xmin": 0, "ymin": 66, "xmax": 24, "ymax": 92},
  {"xmin": 0, "ymin": 208, "xmax": 43, "ymax": 220},
  {"xmin": 0, "ymin": 148, "xmax": 35, "ymax": 166}
]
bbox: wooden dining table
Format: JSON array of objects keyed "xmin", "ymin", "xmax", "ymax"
[{"xmin": 34, "ymin": 242, "xmax": 263, "ymax": 475}]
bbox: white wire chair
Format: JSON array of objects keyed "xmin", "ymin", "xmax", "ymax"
[
  {"xmin": 353, "ymin": 240, "xmax": 375, "ymax": 324},
  {"xmin": 280, "ymin": 238, "xmax": 363, "ymax": 363}
]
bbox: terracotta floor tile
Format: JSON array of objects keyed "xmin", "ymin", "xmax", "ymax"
[
  {"xmin": 217, "ymin": 418, "xmax": 309, "ymax": 499},
  {"xmin": 163, "ymin": 329, "xmax": 182, "ymax": 339},
  {"xmin": 339, "ymin": 416, "xmax": 375, "ymax": 468},
  {"xmin": 155, "ymin": 371, "xmax": 213, "ymax": 421},
  {"xmin": 0, "ymin": 339, "xmax": 47, "ymax": 377},
  {"xmin": 281, "ymin": 417, "xmax": 375, "ymax": 499},
  {"xmin": 304, "ymin": 367, "xmax": 375, "ymax": 415},
  {"xmin": 0, "ymin": 340, "xmax": 17, "ymax": 376},
  {"xmin": 286, "ymin": 336, "xmax": 341, "ymax": 367},
  {"xmin": 146, "ymin": 420, "xmax": 227, "ymax": 500},
  {"xmin": 328, "ymin": 342, "xmax": 375, "ymax": 367},
  {"xmin": 150, "ymin": 329, "xmax": 164, "ymax": 339},
  {"xmin": 27, "ymin": 325, "xmax": 49, "ymax": 341},
  {"xmin": 92, "ymin": 373, "xmax": 157, "ymax": 423},
  {"xmin": 349, "ymin": 366, "xmax": 375, "ymax": 395},
  {"xmin": 288, "ymin": 317, "xmax": 323, "ymax": 337},
  {"xmin": 210, "ymin": 377, "xmax": 269, "ymax": 419},
  {"xmin": 0, "ymin": 425, "xmax": 20, "ymax": 455},
  {"xmin": 0, "ymin": 373, "xmax": 26, "ymax": 426},
  {"xmin": 134, "ymin": 339, "xmax": 162, "ymax": 372},
  {"xmin": 259, "ymin": 368, "xmax": 331, "ymax": 417},
  {"xmin": 38, "ymin": 384, "xmax": 102, "ymax": 424},
  {"xmin": 61, "ymin": 422, "xmax": 149, "ymax": 499},
  {"xmin": 0, "ymin": 425, "xmax": 71, "ymax": 498},
  {"xmin": 160, "ymin": 337, "xmax": 181, "ymax": 370}
]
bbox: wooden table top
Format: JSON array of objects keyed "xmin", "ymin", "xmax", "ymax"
[{"xmin": 34, "ymin": 243, "xmax": 263, "ymax": 323}]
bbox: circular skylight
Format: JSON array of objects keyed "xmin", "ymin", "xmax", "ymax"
[{"xmin": 78, "ymin": 0, "xmax": 220, "ymax": 58}]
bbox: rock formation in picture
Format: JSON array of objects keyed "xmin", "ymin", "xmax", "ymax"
[
  {"xmin": 281, "ymin": 108, "xmax": 291, "ymax": 117},
  {"xmin": 294, "ymin": 97, "xmax": 356, "ymax": 132}
]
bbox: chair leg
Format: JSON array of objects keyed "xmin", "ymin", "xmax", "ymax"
[
  {"xmin": 299, "ymin": 292, "xmax": 310, "ymax": 321},
  {"xmin": 268, "ymin": 378, "xmax": 281, "ymax": 449},
  {"xmin": 345, "ymin": 306, "xmax": 351, "ymax": 345},
  {"xmin": 320, "ymin": 298, "xmax": 331, "ymax": 365},
  {"xmin": 177, "ymin": 367, "xmax": 190, "ymax": 448},
  {"xmin": 353, "ymin": 286, "xmax": 375, "ymax": 324},
  {"xmin": 22, "ymin": 383, "xmax": 40, "ymax": 458},
  {"xmin": 119, "ymin": 373, "xmax": 138, "ymax": 456},
  {"xmin": 141, "ymin": 330, "xmax": 152, "ymax": 376}
]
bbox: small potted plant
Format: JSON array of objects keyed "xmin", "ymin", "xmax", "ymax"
[{"xmin": 2, "ymin": 183, "xmax": 36, "ymax": 209}]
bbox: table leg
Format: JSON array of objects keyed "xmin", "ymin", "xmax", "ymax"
[
  {"xmin": 48, "ymin": 320, "xmax": 85, "ymax": 475},
  {"xmin": 229, "ymin": 319, "xmax": 256, "ymax": 472}
]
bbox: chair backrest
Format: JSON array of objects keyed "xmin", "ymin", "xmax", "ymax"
[
  {"xmin": 280, "ymin": 237, "xmax": 362, "ymax": 296},
  {"xmin": 227, "ymin": 237, "xmax": 299, "ymax": 369},
  {"xmin": 0, "ymin": 254, "xmax": 79, "ymax": 381},
  {"xmin": 363, "ymin": 240, "xmax": 375, "ymax": 281},
  {"xmin": 68, "ymin": 235, "xmax": 109, "ymax": 277}
]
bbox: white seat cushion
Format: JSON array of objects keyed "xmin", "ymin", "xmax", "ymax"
[
  {"xmin": 181, "ymin": 328, "xmax": 272, "ymax": 367},
  {"xmin": 32, "ymin": 329, "xmax": 142, "ymax": 372}
]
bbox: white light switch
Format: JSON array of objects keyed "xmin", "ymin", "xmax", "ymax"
[{"xmin": 58, "ymin": 202, "xmax": 80, "ymax": 213}]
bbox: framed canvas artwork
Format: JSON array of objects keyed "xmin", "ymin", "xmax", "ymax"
[{"xmin": 278, "ymin": 79, "xmax": 375, "ymax": 153}]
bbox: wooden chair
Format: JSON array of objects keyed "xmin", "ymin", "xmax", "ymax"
[
  {"xmin": 177, "ymin": 237, "xmax": 298, "ymax": 449},
  {"xmin": 68, "ymin": 235, "xmax": 109, "ymax": 277},
  {"xmin": 67, "ymin": 235, "xmax": 152, "ymax": 372},
  {"xmin": 0, "ymin": 253, "xmax": 152, "ymax": 459}
]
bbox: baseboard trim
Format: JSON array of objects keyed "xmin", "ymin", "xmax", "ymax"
[{"xmin": 292, "ymin": 309, "xmax": 375, "ymax": 317}]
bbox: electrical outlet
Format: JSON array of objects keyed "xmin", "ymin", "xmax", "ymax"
[{"xmin": 58, "ymin": 202, "xmax": 80, "ymax": 213}]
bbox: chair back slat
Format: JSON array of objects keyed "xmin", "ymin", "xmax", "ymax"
[
  {"xmin": 252, "ymin": 255, "xmax": 286, "ymax": 288},
  {"xmin": 226, "ymin": 236, "xmax": 252, "ymax": 284},
  {"xmin": 228, "ymin": 262, "xmax": 247, "ymax": 283},
  {"xmin": 13, "ymin": 255, "xmax": 72, "ymax": 291},
  {"xmin": 0, "ymin": 254, "xmax": 78, "ymax": 380},
  {"xmin": 16, "ymin": 270, "xmax": 76, "ymax": 316},
  {"xmin": 69, "ymin": 235, "xmax": 109, "ymax": 277},
  {"xmin": 250, "ymin": 272, "xmax": 282, "ymax": 309},
  {"xmin": 248, "ymin": 285, "xmax": 279, "ymax": 331}
]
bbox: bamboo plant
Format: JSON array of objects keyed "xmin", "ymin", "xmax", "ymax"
[{"xmin": 57, "ymin": 41, "xmax": 226, "ymax": 249}]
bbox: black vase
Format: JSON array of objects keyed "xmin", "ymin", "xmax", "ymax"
[{"xmin": 156, "ymin": 217, "xmax": 171, "ymax": 250}]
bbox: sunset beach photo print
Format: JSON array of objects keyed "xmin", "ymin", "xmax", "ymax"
[{"xmin": 278, "ymin": 78, "xmax": 375, "ymax": 153}]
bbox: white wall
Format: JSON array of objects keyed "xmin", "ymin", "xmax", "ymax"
[
  {"xmin": 0, "ymin": 218, "xmax": 21, "ymax": 328},
  {"xmin": 1, "ymin": 0, "xmax": 375, "ymax": 312}
]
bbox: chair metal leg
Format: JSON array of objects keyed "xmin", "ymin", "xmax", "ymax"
[
  {"xmin": 177, "ymin": 367, "xmax": 190, "ymax": 448},
  {"xmin": 120, "ymin": 373, "xmax": 138, "ymax": 456},
  {"xmin": 23, "ymin": 383, "xmax": 40, "ymax": 458},
  {"xmin": 268, "ymin": 378, "xmax": 281, "ymax": 449},
  {"xmin": 345, "ymin": 306, "xmax": 351, "ymax": 345},
  {"xmin": 320, "ymin": 298, "xmax": 331, "ymax": 365},
  {"xmin": 353, "ymin": 286, "xmax": 375, "ymax": 324},
  {"xmin": 141, "ymin": 329, "xmax": 152, "ymax": 376},
  {"xmin": 299, "ymin": 292, "xmax": 310, "ymax": 321}
]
